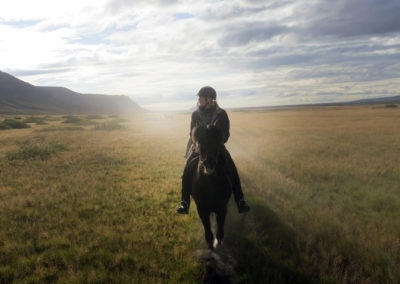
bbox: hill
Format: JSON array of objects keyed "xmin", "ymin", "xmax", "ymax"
[
  {"xmin": 227, "ymin": 95, "xmax": 400, "ymax": 112},
  {"xmin": 350, "ymin": 95, "xmax": 400, "ymax": 104},
  {"xmin": 0, "ymin": 71, "xmax": 146, "ymax": 114}
]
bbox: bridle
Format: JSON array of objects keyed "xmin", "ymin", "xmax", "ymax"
[
  {"xmin": 193, "ymin": 124, "xmax": 222, "ymax": 176},
  {"xmin": 195, "ymin": 141, "xmax": 221, "ymax": 176}
]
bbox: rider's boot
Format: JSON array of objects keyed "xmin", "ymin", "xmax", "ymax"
[
  {"xmin": 177, "ymin": 200, "xmax": 189, "ymax": 214},
  {"xmin": 237, "ymin": 199, "xmax": 250, "ymax": 214}
]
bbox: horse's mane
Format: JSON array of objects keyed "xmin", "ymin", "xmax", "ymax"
[{"xmin": 192, "ymin": 125, "xmax": 223, "ymax": 146}]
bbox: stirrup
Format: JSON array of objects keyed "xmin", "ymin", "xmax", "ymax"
[{"xmin": 177, "ymin": 201, "xmax": 189, "ymax": 214}]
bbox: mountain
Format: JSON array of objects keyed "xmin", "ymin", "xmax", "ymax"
[
  {"xmin": 349, "ymin": 95, "xmax": 400, "ymax": 104},
  {"xmin": 0, "ymin": 71, "xmax": 146, "ymax": 114},
  {"xmin": 228, "ymin": 95, "xmax": 400, "ymax": 112}
]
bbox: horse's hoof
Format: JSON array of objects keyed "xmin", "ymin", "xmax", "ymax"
[{"xmin": 213, "ymin": 239, "xmax": 223, "ymax": 249}]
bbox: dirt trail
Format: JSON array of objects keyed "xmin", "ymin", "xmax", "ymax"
[
  {"xmin": 194, "ymin": 213, "xmax": 240, "ymax": 283},
  {"xmin": 195, "ymin": 244, "xmax": 238, "ymax": 284}
]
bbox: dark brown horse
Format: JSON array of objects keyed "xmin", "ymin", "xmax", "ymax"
[{"xmin": 190, "ymin": 125, "xmax": 232, "ymax": 249}]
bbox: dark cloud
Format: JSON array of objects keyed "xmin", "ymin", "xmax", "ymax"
[
  {"xmin": 213, "ymin": 0, "xmax": 400, "ymax": 50},
  {"xmin": 218, "ymin": 22, "xmax": 290, "ymax": 47},
  {"xmin": 287, "ymin": 56, "xmax": 400, "ymax": 84},
  {"xmin": 303, "ymin": 0, "xmax": 400, "ymax": 37},
  {"xmin": 220, "ymin": 34, "xmax": 400, "ymax": 83},
  {"xmin": 201, "ymin": 4, "xmax": 268, "ymax": 21}
]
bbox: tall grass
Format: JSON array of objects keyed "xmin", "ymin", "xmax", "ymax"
[
  {"xmin": 227, "ymin": 106, "xmax": 400, "ymax": 283},
  {"xmin": 6, "ymin": 142, "xmax": 68, "ymax": 161},
  {"xmin": 93, "ymin": 120, "xmax": 127, "ymax": 131},
  {"xmin": 0, "ymin": 107, "xmax": 399, "ymax": 283},
  {"xmin": 0, "ymin": 114, "xmax": 203, "ymax": 283}
]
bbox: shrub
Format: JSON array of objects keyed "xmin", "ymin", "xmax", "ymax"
[
  {"xmin": 62, "ymin": 116, "xmax": 83, "ymax": 124},
  {"xmin": 43, "ymin": 116, "xmax": 62, "ymax": 121},
  {"xmin": 86, "ymin": 114, "xmax": 105, "ymax": 120},
  {"xmin": 0, "ymin": 123, "xmax": 10, "ymax": 130},
  {"xmin": 38, "ymin": 126, "xmax": 84, "ymax": 132},
  {"xmin": 62, "ymin": 116, "xmax": 97, "ymax": 126},
  {"xmin": 0, "ymin": 119, "xmax": 30, "ymax": 130},
  {"xmin": 93, "ymin": 120, "xmax": 126, "ymax": 131},
  {"xmin": 384, "ymin": 104, "xmax": 398, "ymax": 108},
  {"xmin": 23, "ymin": 117, "xmax": 48, "ymax": 125}
]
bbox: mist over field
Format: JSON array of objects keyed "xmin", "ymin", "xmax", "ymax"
[{"xmin": 0, "ymin": 106, "xmax": 399, "ymax": 283}]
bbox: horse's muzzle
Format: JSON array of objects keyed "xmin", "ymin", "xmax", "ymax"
[{"xmin": 203, "ymin": 166, "xmax": 215, "ymax": 175}]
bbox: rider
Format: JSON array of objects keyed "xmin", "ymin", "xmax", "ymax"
[{"xmin": 177, "ymin": 86, "xmax": 251, "ymax": 214}]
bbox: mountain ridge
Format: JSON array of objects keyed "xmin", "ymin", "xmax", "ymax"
[
  {"xmin": 0, "ymin": 71, "xmax": 146, "ymax": 114},
  {"xmin": 225, "ymin": 95, "xmax": 400, "ymax": 112}
]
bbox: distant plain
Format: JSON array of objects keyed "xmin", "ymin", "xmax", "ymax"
[{"xmin": 0, "ymin": 105, "xmax": 399, "ymax": 283}]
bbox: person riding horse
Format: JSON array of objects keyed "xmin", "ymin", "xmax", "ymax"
[{"xmin": 177, "ymin": 86, "xmax": 250, "ymax": 214}]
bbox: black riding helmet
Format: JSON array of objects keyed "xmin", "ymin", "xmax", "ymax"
[{"xmin": 197, "ymin": 86, "xmax": 217, "ymax": 100}]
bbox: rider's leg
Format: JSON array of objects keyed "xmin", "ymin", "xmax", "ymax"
[
  {"xmin": 177, "ymin": 152, "xmax": 198, "ymax": 214},
  {"xmin": 224, "ymin": 149, "xmax": 250, "ymax": 213}
]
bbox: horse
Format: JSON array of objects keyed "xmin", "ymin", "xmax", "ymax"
[{"xmin": 190, "ymin": 125, "xmax": 232, "ymax": 250}]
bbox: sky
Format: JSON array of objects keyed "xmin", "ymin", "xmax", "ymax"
[{"xmin": 1, "ymin": 0, "xmax": 400, "ymax": 111}]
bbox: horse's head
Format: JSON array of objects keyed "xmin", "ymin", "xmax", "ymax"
[{"xmin": 192, "ymin": 125, "xmax": 224, "ymax": 175}]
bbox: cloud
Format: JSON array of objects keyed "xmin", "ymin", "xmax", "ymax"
[
  {"xmin": 300, "ymin": 0, "xmax": 400, "ymax": 38},
  {"xmin": 173, "ymin": 13, "xmax": 194, "ymax": 20},
  {"xmin": 218, "ymin": 22, "xmax": 290, "ymax": 47},
  {"xmin": 104, "ymin": 0, "xmax": 179, "ymax": 14},
  {"xmin": 1, "ymin": 0, "xmax": 400, "ymax": 110},
  {"xmin": 1, "ymin": 19, "xmax": 42, "ymax": 28}
]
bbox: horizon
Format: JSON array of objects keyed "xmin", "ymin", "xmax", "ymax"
[
  {"xmin": 5, "ymin": 69, "xmax": 397, "ymax": 114},
  {"xmin": 1, "ymin": 0, "xmax": 400, "ymax": 111}
]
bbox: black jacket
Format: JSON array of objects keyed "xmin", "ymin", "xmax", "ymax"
[{"xmin": 185, "ymin": 104, "xmax": 230, "ymax": 157}]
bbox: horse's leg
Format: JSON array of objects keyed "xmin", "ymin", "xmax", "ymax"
[
  {"xmin": 198, "ymin": 209, "xmax": 214, "ymax": 249},
  {"xmin": 216, "ymin": 207, "xmax": 227, "ymax": 245}
]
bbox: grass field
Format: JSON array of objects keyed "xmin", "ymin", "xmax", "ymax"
[{"xmin": 0, "ymin": 106, "xmax": 399, "ymax": 283}]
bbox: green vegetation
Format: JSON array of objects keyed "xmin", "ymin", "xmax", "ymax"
[
  {"xmin": 227, "ymin": 106, "xmax": 400, "ymax": 283},
  {"xmin": 384, "ymin": 103, "xmax": 398, "ymax": 108},
  {"xmin": 0, "ymin": 119, "xmax": 30, "ymax": 130},
  {"xmin": 37, "ymin": 126, "xmax": 85, "ymax": 132},
  {"xmin": 43, "ymin": 115, "xmax": 62, "ymax": 122},
  {"xmin": 0, "ymin": 106, "xmax": 399, "ymax": 283},
  {"xmin": 62, "ymin": 115, "xmax": 98, "ymax": 126},
  {"xmin": 0, "ymin": 115, "xmax": 202, "ymax": 283},
  {"xmin": 62, "ymin": 115, "xmax": 82, "ymax": 123},
  {"xmin": 23, "ymin": 116, "xmax": 49, "ymax": 125},
  {"xmin": 86, "ymin": 114, "xmax": 106, "ymax": 120},
  {"xmin": 6, "ymin": 142, "xmax": 68, "ymax": 161},
  {"xmin": 93, "ymin": 120, "xmax": 127, "ymax": 131}
]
